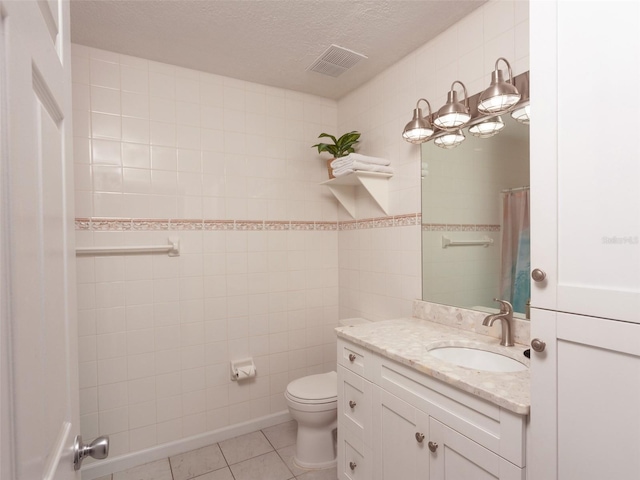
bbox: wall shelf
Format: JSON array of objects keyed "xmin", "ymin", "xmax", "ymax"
[{"xmin": 320, "ymin": 171, "xmax": 392, "ymax": 218}]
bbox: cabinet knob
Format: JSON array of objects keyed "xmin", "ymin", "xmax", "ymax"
[
  {"xmin": 348, "ymin": 353, "xmax": 356, "ymax": 362},
  {"xmin": 531, "ymin": 268, "xmax": 547, "ymax": 282},
  {"xmin": 428, "ymin": 441, "xmax": 438, "ymax": 452},
  {"xmin": 349, "ymin": 461, "xmax": 357, "ymax": 471},
  {"xmin": 349, "ymin": 400, "xmax": 357, "ymax": 408},
  {"xmin": 415, "ymin": 432, "xmax": 425, "ymax": 443},
  {"xmin": 531, "ymin": 338, "xmax": 546, "ymax": 352}
]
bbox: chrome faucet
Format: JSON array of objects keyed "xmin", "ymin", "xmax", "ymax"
[{"xmin": 482, "ymin": 299, "xmax": 514, "ymax": 347}]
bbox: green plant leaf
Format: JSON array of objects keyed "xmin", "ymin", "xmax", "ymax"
[
  {"xmin": 311, "ymin": 131, "xmax": 361, "ymax": 158},
  {"xmin": 317, "ymin": 133, "xmax": 338, "ymax": 144}
]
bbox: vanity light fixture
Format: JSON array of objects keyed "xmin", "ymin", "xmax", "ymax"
[
  {"xmin": 510, "ymin": 104, "xmax": 530, "ymax": 125},
  {"xmin": 402, "ymin": 98, "xmax": 435, "ymax": 144},
  {"xmin": 434, "ymin": 129, "xmax": 465, "ymax": 149},
  {"xmin": 468, "ymin": 116, "xmax": 505, "ymax": 138},
  {"xmin": 434, "ymin": 81, "xmax": 471, "ymax": 130},
  {"xmin": 478, "ymin": 57, "xmax": 521, "ymax": 114}
]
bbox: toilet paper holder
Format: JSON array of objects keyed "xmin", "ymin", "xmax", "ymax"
[{"xmin": 230, "ymin": 358, "xmax": 257, "ymax": 381}]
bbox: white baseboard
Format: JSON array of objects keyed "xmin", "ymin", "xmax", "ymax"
[{"xmin": 81, "ymin": 410, "xmax": 292, "ymax": 480}]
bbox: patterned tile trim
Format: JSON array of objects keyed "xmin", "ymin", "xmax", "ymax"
[
  {"xmin": 132, "ymin": 219, "xmax": 170, "ymax": 230},
  {"xmin": 75, "ymin": 214, "xmax": 425, "ymax": 231},
  {"xmin": 422, "ymin": 223, "xmax": 501, "ymax": 232}
]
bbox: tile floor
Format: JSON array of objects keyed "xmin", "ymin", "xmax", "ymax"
[{"xmin": 95, "ymin": 421, "xmax": 337, "ymax": 480}]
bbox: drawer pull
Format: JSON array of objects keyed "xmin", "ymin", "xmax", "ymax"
[
  {"xmin": 349, "ymin": 400, "xmax": 357, "ymax": 408},
  {"xmin": 415, "ymin": 432, "xmax": 425, "ymax": 443},
  {"xmin": 349, "ymin": 461, "xmax": 357, "ymax": 471},
  {"xmin": 428, "ymin": 441, "xmax": 438, "ymax": 452},
  {"xmin": 348, "ymin": 353, "xmax": 356, "ymax": 362}
]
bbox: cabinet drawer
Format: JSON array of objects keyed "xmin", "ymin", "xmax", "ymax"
[
  {"xmin": 338, "ymin": 420, "xmax": 371, "ymax": 480},
  {"xmin": 337, "ymin": 339, "xmax": 369, "ymax": 377},
  {"xmin": 338, "ymin": 365, "xmax": 372, "ymax": 441}
]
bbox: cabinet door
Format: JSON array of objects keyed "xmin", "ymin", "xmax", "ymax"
[
  {"xmin": 530, "ymin": 310, "xmax": 640, "ymax": 480},
  {"xmin": 429, "ymin": 418, "xmax": 524, "ymax": 480},
  {"xmin": 372, "ymin": 387, "xmax": 430, "ymax": 480},
  {"xmin": 531, "ymin": 0, "xmax": 640, "ymax": 321}
]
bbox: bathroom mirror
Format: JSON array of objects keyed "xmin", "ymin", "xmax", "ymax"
[{"xmin": 421, "ymin": 113, "xmax": 530, "ymax": 318}]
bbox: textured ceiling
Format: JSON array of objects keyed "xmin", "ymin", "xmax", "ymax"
[{"xmin": 70, "ymin": 0, "xmax": 486, "ymax": 100}]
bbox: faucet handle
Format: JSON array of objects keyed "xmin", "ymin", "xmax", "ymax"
[{"xmin": 493, "ymin": 298, "xmax": 513, "ymax": 315}]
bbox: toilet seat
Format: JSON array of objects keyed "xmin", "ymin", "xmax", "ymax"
[{"xmin": 286, "ymin": 371, "xmax": 337, "ymax": 404}]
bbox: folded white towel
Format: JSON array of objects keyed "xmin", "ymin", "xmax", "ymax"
[
  {"xmin": 330, "ymin": 153, "xmax": 391, "ymax": 169},
  {"xmin": 333, "ymin": 162, "xmax": 395, "ymax": 176}
]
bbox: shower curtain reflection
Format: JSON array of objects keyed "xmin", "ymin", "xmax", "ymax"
[{"xmin": 500, "ymin": 188, "xmax": 530, "ymax": 314}]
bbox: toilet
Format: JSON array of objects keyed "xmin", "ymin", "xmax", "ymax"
[{"xmin": 285, "ymin": 317, "xmax": 371, "ymax": 469}]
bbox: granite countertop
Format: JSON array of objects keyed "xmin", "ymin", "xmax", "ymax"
[{"xmin": 336, "ymin": 317, "xmax": 531, "ymax": 415}]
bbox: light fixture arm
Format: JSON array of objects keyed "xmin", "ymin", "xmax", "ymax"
[
  {"xmin": 450, "ymin": 81, "xmax": 469, "ymax": 109},
  {"xmin": 494, "ymin": 57, "xmax": 515, "ymax": 85},
  {"xmin": 416, "ymin": 98, "xmax": 433, "ymax": 118}
]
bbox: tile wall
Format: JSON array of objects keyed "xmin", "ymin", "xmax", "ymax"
[
  {"xmin": 336, "ymin": 0, "xmax": 529, "ymax": 320},
  {"xmin": 71, "ymin": 45, "xmax": 343, "ymax": 458},
  {"xmin": 71, "ymin": 0, "xmax": 529, "ymax": 463}
]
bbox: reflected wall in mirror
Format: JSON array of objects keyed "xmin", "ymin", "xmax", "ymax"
[{"xmin": 421, "ymin": 113, "xmax": 530, "ymax": 318}]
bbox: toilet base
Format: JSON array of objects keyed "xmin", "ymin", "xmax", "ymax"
[
  {"xmin": 293, "ymin": 456, "xmax": 337, "ymax": 470},
  {"xmin": 292, "ymin": 423, "xmax": 337, "ymax": 469}
]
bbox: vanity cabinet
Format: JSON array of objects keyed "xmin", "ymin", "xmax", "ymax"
[
  {"xmin": 530, "ymin": 2, "xmax": 640, "ymax": 479},
  {"xmin": 337, "ymin": 338, "xmax": 526, "ymax": 480}
]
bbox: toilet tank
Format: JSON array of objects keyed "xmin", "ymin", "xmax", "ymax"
[{"xmin": 339, "ymin": 317, "xmax": 371, "ymax": 326}]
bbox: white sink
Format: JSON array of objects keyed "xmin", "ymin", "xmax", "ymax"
[{"xmin": 428, "ymin": 346, "xmax": 527, "ymax": 372}]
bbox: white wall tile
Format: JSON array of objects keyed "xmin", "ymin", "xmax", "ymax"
[{"xmin": 90, "ymin": 59, "xmax": 120, "ymax": 89}]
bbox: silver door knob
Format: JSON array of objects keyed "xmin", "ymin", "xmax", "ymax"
[
  {"xmin": 428, "ymin": 441, "xmax": 438, "ymax": 452},
  {"xmin": 531, "ymin": 338, "xmax": 546, "ymax": 352},
  {"xmin": 349, "ymin": 461, "xmax": 357, "ymax": 470},
  {"xmin": 531, "ymin": 268, "xmax": 547, "ymax": 282},
  {"xmin": 348, "ymin": 353, "xmax": 356, "ymax": 362},
  {"xmin": 73, "ymin": 435, "xmax": 109, "ymax": 470},
  {"xmin": 415, "ymin": 432, "xmax": 425, "ymax": 443},
  {"xmin": 349, "ymin": 400, "xmax": 357, "ymax": 408}
]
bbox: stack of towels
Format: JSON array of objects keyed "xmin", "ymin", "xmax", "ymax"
[{"xmin": 330, "ymin": 153, "xmax": 394, "ymax": 177}]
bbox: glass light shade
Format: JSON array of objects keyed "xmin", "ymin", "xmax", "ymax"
[
  {"xmin": 434, "ymin": 85, "xmax": 471, "ymax": 130},
  {"xmin": 511, "ymin": 104, "xmax": 530, "ymax": 124},
  {"xmin": 468, "ymin": 116, "xmax": 505, "ymax": 138},
  {"xmin": 477, "ymin": 92, "xmax": 521, "ymax": 113},
  {"xmin": 478, "ymin": 58, "xmax": 521, "ymax": 114},
  {"xmin": 434, "ymin": 130, "xmax": 465, "ymax": 149},
  {"xmin": 403, "ymin": 125, "xmax": 434, "ymax": 143},
  {"xmin": 402, "ymin": 99, "xmax": 434, "ymax": 144}
]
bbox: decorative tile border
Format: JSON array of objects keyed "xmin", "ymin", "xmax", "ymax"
[
  {"xmin": 75, "ymin": 214, "xmax": 432, "ymax": 232},
  {"xmin": 132, "ymin": 219, "xmax": 170, "ymax": 230},
  {"xmin": 203, "ymin": 220, "xmax": 234, "ymax": 230},
  {"xmin": 170, "ymin": 220, "xmax": 204, "ymax": 230},
  {"xmin": 422, "ymin": 223, "xmax": 501, "ymax": 232}
]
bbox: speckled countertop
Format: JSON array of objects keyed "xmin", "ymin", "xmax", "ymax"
[{"xmin": 336, "ymin": 317, "xmax": 531, "ymax": 415}]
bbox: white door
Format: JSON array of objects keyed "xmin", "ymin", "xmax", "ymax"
[
  {"xmin": 530, "ymin": 310, "xmax": 640, "ymax": 480},
  {"xmin": 0, "ymin": 1, "xmax": 79, "ymax": 479},
  {"xmin": 530, "ymin": 0, "xmax": 640, "ymax": 322}
]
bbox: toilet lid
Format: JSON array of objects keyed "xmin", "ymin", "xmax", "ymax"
[{"xmin": 286, "ymin": 371, "xmax": 337, "ymax": 402}]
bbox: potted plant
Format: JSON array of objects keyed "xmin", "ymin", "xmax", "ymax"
[{"xmin": 312, "ymin": 131, "xmax": 361, "ymax": 178}]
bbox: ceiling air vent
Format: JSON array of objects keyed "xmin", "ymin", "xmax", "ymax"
[{"xmin": 307, "ymin": 44, "xmax": 368, "ymax": 77}]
